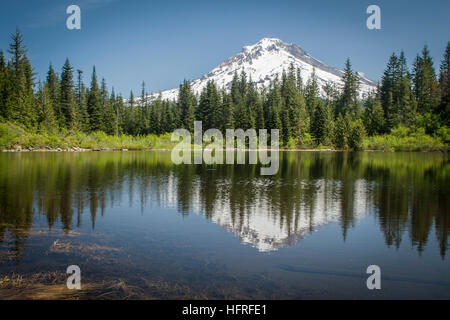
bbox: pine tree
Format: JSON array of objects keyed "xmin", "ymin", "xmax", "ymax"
[
  {"xmin": 5, "ymin": 28, "xmax": 36, "ymax": 127},
  {"xmin": 397, "ymin": 52, "xmax": 415, "ymax": 126},
  {"xmin": 338, "ymin": 58, "xmax": 360, "ymax": 119},
  {"xmin": 348, "ymin": 119, "xmax": 366, "ymax": 151},
  {"xmin": 381, "ymin": 53, "xmax": 398, "ymax": 111},
  {"xmin": 87, "ymin": 66, "xmax": 103, "ymax": 132},
  {"xmin": 100, "ymin": 78, "xmax": 116, "ymax": 135},
  {"xmin": 311, "ymin": 100, "xmax": 328, "ymax": 146},
  {"xmin": 363, "ymin": 93, "xmax": 384, "ymax": 136},
  {"xmin": 46, "ymin": 64, "xmax": 62, "ymax": 129},
  {"xmin": 0, "ymin": 50, "xmax": 7, "ymax": 120},
  {"xmin": 196, "ymin": 80, "xmax": 222, "ymax": 130},
  {"xmin": 413, "ymin": 45, "xmax": 439, "ymax": 115},
  {"xmin": 60, "ymin": 58, "xmax": 78, "ymax": 131},
  {"xmin": 244, "ymin": 81, "xmax": 258, "ymax": 130},
  {"xmin": 282, "ymin": 65, "xmax": 307, "ymax": 145},
  {"xmin": 323, "ymin": 81, "xmax": 339, "ymax": 104},
  {"xmin": 220, "ymin": 90, "xmax": 234, "ymax": 133},
  {"xmin": 333, "ymin": 113, "xmax": 348, "ymax": 149},
  {"xmin": 305, "ymin": 68, "xmax": 320, "ymax": 118},
  {"xmin": 112, "ymin": 91, "xmax": 124, "ymax": 135},
  {"xmin": 178, "ymin": 80, "xmax": 196, "ymax": 132},
  {"xmin": 296, "ymin": 67, "xmax": 303, "ymax": 93},
  {"xmin": 76, "ymin": 69, "xmax": 89, "ymax": 132},
  {"xmin": 37, "ymin": 81, "xmax": 57, "ymax": 133},
  {"xmin": 124, "ymin": 90, "xmax": 136, "ymax": 134},
  {"xmin": 150, "ymin": 95, "xmax": 162, "ymax": 134},
  {"xmin": 255, "ymin": 97, "xmax": 265, "ymax": 131},
  {"xmin": 265, "ymin": 78, "xmax": 283, "ymax": 141},
  {"xmin": 438, "ymin": 42, "xmax": 450, "ymax": 126}
]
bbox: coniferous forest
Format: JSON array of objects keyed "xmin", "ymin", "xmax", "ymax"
[{"xmin": 0, "ymin": 28, "xmax": 449, "ymax": 151}]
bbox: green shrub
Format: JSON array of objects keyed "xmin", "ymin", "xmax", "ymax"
[{"xmin": 0, "ymin": 123, "xmax": 25, "ymax": 149}]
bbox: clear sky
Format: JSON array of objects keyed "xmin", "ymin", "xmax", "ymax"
[{"xmin": 1, "ymin": 0, "xmax": 449, "ymax": 96}]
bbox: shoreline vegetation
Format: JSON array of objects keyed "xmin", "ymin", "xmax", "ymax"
[
  {"xmin": 0, "ymin": 122, "xmax": 447, "ymax": 152},
  {"xmin": 0, "ymin": 29, "xmax": 449, "ymax": 154}
]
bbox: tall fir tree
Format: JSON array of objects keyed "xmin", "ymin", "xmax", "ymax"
[
  {"xmin": 87, "ymin": 66, "xmax": 103, "ymax": 132},
  {"xmin": 60, "ymin": 58, "xmax": 78, "ymax": 131},
  {"xmin": 37, "ymin": 81, "xmax": 57, "ymax": 133},
  {"xmin": 196, "ymin": 80, "xmax": 222, "ymax": 131},
  {"xmin": 363, "ymin": 93, "xmax": 385, "ymax": 136},
  {"xmin": 220, "ymin": 90, "xmax": 234, "ymax": 133},
  {"xmin": 5, "ymin": 28, "xmax": 36, "ymax": 127},
  {"xmin": 337, "ymin": 58, "xmax": 360, "ymax": 119},
  {"xmin": 76, "ymin": 69, "xmax": 89, "ymax": 132},
  {"xmin": 438, "ymin": 42, "xmax": 450, "ymax": 126},
  {"xmin": 413, "ymin": 45, "xmax": 439, "ymax": 115},
  {"xmin": 0, "ymin": 50, "xmax": 7, "ymax": 120},
  {"xmin": 46, "ymin": 64, "xmax": 62, "ymax": 129},
  {"xmin": 178, "ymin": 80, "xmax": 196, "ymax": 132},
  {"xmin": 304, "ymin": 68, "xmax": 320, "ymax": 118},
  {"xmin": 100, "ymin": 78, "xmax": 116, "ymax": 135}
]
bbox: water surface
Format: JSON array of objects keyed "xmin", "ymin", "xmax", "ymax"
[{"xmin": 0, "ymin": 151, "xmax": 448, "ymax": 299}]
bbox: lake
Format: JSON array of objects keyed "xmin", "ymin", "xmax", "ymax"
[{"xmin": 0, "ymin": 151, "xmax": 448, "ymax": 299}]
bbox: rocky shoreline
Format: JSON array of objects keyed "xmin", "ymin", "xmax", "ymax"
[
  {"xmin": 2, "ymin": 146, "xmax": 132, "ymax": 152},
  {"xmin": 0, "ymin": 145, "xmax": 445, "ymax": 153}
]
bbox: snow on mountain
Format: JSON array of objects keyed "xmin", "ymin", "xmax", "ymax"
[
  {"xmin": 206, "ymin": 179, "xmax": 369, "ymax": 252},
  {"xmin": 160, "ymin": 175, "xmax": 369, "ymax": 252},
  {"xmin": 142, "ymin": 38, "xmax": 377, "ymax": 102}
]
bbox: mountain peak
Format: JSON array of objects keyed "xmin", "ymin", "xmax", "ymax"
[
  {"xmin": 144, "ymin": 38, "xmax": 377, "ymax": 102},
  {"xmin": 243, "ymin": 38, "xmax": 286, "ymax": 53},
  {"xmin": 255, "ymin": 37, "xmax": 284, "ymax": 46}
]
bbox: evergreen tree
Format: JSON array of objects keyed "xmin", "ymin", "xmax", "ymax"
[
  {"xmin": 76, "ymin": 69, "xmax": 89, "ymax": 132},
  {"xmin": 381, "ymin": 51, "xmax": 415, "ymax": 128},
  {"xmin": 100, "ymin": 78, "xmax": 116, "ymax": 135},
  {"xmin": 60, "ymin": 58, "xmax": 78, "ymax": 130},
  {"xmin": 220, "ymin": 90, "xmax": 234, "ymax": 133},
  {"xmin": 150, "ymin": 95, "xmax": 162, "ymax": 134},
  {"xmin": 363, "ymin": 93, "xmax": 385, "ymax": 136},
  {"xmin": 113, "ymin": 91, "xmax": 124, "ymax": 135},
  {"xmin": 438, "ymin": 42, "xmax": 450, "ymax": 125},
  {"xmin": 0, "ymin": 50, "xmax": 7, "ymax": 120},
  {"xmin": 37, "ymin": 81, "xmax": 57, "ymax": 133},
  {"xmin": 87, "ymin": 66, "xmax": 103, "ymax": 132},
  {"xmin": 265, "ymin": 78, "xmax": 283, "ymax": 141},
  {"xmin": 196, "ymin": 80, "xmax": 222, "ymax": 130},
  {"xmin": 397, "ymin": 51, "xmax": 415, "ymax": 126},
  {"xmin": 305, "ymin": 68, "xmax": 320, "ymax": 118},
  {"xmin": 178, "ymin": 80, "xmax": 196, "ymax": 132},
  {"xmin": 348, "ymin": 119, "xmax": 366, "ymax": 151},
  {"xmin": 311, "ymin": 101, "xmax": 329, "ymax": 145},
  {"xmin": 337, "ymin": 58, "xmax": 360, "ymax": 119},
  {"xmin": 333, "ymin": 113, "xmax": 349, "ymax": 149},
  {"xmin": 296, "ymin": 67, "xmax": 303, "ymax": 93},
  {"xmin": 413, "ymin": 45, "xmax": 439, "ymax": 115},
  {"xmin": 5, "ymin": 28, "xmax": 36, "ymax": 127},
  {"xmin": 281, "ymin": 66, "xmax": 307, "ymax": 145},
  {"xmin": 46, "ymin": 64, "xmax": 62, "ymax": 129}
]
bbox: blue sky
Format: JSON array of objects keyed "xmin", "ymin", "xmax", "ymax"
[{"xmin": 1, "ymin": 0, "xmax": 449, "ymax": 96}]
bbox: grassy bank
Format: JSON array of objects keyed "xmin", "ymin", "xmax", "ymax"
[
  {"xmin": 0, "ymin": 122, "xmax": 448, "ymax": 152},
  {"xmin": 0, "ymin": 122, "xmax": 176, "ymax": 150},
  {"xmin": 364, "ymin": 126, "xmax": 449, "ymax": 151}
]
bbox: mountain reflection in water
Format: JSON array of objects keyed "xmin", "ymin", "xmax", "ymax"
[{"xmin": 0, "ymin": 151, "xmax": 447, "ymax": 259}]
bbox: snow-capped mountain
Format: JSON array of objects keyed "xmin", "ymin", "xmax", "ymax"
[{"xmin": 143, "ymin": 38, "xmax": 377, "ymax": 102}]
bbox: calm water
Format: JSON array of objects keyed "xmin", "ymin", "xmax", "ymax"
[{"xmin": 0, "ymin": 151, "xmax": 449, "ymax": 299}]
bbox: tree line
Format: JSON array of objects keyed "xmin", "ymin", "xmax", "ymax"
[{"xmin": 0, "ymin": 28, "xmax": 448, "ymax": 150}]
